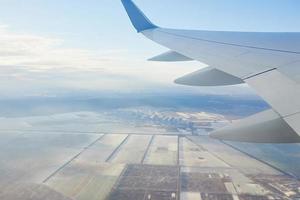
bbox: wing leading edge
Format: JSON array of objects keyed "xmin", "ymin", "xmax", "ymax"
[{"xmin": 121, "ymin": 0, "xmax": 300, "ymax": 143}]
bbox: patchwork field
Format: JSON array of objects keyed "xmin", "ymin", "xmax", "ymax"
[{"xmin": 0, "ymin": 112, "xmax": 299, "ymax": 200}]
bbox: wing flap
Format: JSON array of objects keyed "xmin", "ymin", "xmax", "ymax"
[
  {"xmin": 210, "ymin": 109, "xmax": 300, "ymax": 143},
  {"xmin": 175, "ymin": 67, "xmax": 244, "ymax": 86},
  {"xmin": 245, "ymin": 69, "xmax": 300, "ymax": 117},
  {"xmin": 285, "ymin": 113, "xmax": 300, "ymax": 135}
]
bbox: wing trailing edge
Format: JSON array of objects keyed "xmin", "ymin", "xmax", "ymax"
[{"xmin": 175, "ymin": 67, "xmax": 244, "ymax": 86}]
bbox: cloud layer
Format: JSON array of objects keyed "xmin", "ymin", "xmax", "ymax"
[{"xmin": 0, "ymin": 24, "xmax": 253, "ymax": 98}]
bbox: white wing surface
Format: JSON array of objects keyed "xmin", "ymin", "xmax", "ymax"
[{"xmin": 121, "ymin": 0, "xmax": 300, "ymax": 143}]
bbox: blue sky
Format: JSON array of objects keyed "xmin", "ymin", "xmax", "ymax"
[
  {"xmin": 1, "ymin": 0, "xmax": 300, "ymax": 49},
  {"xmin": 0, "ymin": 0, "xmax": 298, "ymax": 98}
]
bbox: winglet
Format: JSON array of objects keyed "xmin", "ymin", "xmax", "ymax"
[{"xmin": 121, "ymin": 0, "xmax": 158, "ymax": 32}]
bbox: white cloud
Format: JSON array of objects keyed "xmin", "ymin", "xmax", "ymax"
[
  {"xmin": 0, "ymin": 24, "xmax": 252, "ymax": 98},
  {"xmin": 0, "ymin": 24, "xmax": 202, "ymax": 81},
  {"xmin": 0, "ymin": 25, "xmax": 123, "ymax": 69}
]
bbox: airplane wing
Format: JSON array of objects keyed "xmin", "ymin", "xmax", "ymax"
[{"xmin": 121, "ymin": 0, "xmax": 300, "ymax": 143}]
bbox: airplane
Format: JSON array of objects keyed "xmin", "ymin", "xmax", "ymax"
[{"xmin": 121, "ymin": 0, "xmax": 300, "ymax": 143}]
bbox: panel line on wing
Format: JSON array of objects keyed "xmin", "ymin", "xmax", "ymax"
[
  {"xmin": 243, "ymin": 68, "xmax": 277, "ymax": 80},
  {"xmin": 283, "ymin": 111, "xmax": 300, "ymax": 118},
  {"xmin": 155, "ymin": 29, "xmax": 300, "ymax": 55}
]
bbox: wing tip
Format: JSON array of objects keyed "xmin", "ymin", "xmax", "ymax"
[{"xmin": 121, "ymin": 0, "xmax": 158, "ymax": 32}]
